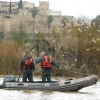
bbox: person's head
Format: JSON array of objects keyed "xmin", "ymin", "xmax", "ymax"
[
  {"xmin": 26, "ymin": 51, "xmax": 32, "ymax": 57},
  {"xmin": 41, "ymin": 51, "xmax": 46, "ymax": 57}
]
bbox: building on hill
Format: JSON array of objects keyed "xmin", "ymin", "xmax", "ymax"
[
  {"xmin": 0, "ymin": 0, "xmax": 34, "ymax": 14},
  {"xmin": 38, "ymin": 1, "xmax": 49, "ymax": 15},
  {"xmin": 0, "ymin": 0, "xmax": 74, "ymax": 37},
  {"xmin": 49, "ymin": 10, "xmax": 62, "ymax": 16}
]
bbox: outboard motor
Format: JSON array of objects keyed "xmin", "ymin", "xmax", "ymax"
[{"xmin": 3, "ymin": 75, "xmax": 16, "ymax": 83}]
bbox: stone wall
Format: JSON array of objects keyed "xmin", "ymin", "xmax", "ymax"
[
  {"xmin": 0, "ymin": 1, "xmax": 74, "ymax": 37},
  {"xmin": 38, "ymin": 1, "xmax": 49, "ymax": 15}
]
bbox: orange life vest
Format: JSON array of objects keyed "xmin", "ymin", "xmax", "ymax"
[
  {"xmin": 22, "ymin": 57, "xmax": 33, "ymax": 70},
  {"xmin": 41, "ymin": 56, "xmax": 52, "ymax": 68}
]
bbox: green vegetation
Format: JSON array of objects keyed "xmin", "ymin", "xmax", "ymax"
[
  {"xmin": 18, "ymin": 0, "xmax": 22, "ymax": 9},
  {"xmin": 31, "ymin": 7, "xmax": 38, "ymax": 19},
  {"xmin": 61, "ymin": 17, "xmax": 68, "ymax": 27},
  {"xmin": 9, "ymin": 0, "xmax": 11, "ymax": 14},
  {"xmin": 12, "ymin": 24, "xmax": 28, "ymax": 47},
  {"xmin": 0, "ymin": 32, "xmax": 5, "ymax": 39},
  {"xmin": 47, "ymin": 15, "xmax": 53, "ymax": 30},
  {"xmin": 31, "ymin": 7, "xmax": 38, "ymax": 36}
]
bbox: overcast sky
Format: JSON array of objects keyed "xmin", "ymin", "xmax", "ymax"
[{"xmin": 2, "ymin": 0, "xmax": 100, "ymax": 19}]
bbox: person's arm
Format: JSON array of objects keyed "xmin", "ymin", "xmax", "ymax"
[
  {"xmin": 52, "ymin": 60, "xmax": 60, "ymax": 68},
  {"xmin": 35, "ymin": 57, "xmax": 44, "ymax": 63},
  {"xmin": 31, "ymin": 59, "xmax": 36, "ymax": 71}
]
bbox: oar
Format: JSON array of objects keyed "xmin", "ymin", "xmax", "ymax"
[{"xmin": 17, "ymin": 72, "xmax": 21, "ymax": 81}]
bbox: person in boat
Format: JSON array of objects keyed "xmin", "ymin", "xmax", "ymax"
[
  {"xmin": 19, "ymin": 51, "xmax": 35, "ymax": 82},
  {"xmin": 35, "ymin": 51, "xmax": 60, "ymax": 82}
]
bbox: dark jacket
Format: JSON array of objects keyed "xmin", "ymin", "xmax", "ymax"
[{"xmin": 20, "ymin": 56, "xmax": 35, "ymax": 73}]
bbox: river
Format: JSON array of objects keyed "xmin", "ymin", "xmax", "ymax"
[{"xmin": 0, "ymin": 77, "xmax": 100, "ymax": 100}]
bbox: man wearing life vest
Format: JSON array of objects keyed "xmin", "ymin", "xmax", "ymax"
[
  {"xmin": 35, "ymin": 52, "xmax": 60, "ymax": 82},
  {"xmin": 19, "ymin": 51, "xmax": 35, "ymax": 82}
]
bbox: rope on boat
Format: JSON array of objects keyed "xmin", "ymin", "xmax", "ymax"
[{"xmin": 61, "ymin": 68, "xmax": 89, "ymax": 77}]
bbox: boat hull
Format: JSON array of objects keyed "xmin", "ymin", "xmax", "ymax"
[{"xmin": 0, "ymin": 75, "xmax": 98, "ymax": 92}]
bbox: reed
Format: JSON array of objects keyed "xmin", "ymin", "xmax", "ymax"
[{"xmin": 0, "ymin": 39, "xmax": 23, "ymax": 75}]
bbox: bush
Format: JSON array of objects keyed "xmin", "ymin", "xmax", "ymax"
[{"xmin": 0, "ymin": 39, "xmax": 23, "ymax": 75}]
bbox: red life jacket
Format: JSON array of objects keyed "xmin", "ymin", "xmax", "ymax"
[
  {"xmin": 41, "ymin": 56, "xmax": 52, "ymax": 68},
  {"xmin": 22, "ymin": 57, "xmax": 33, "ymax": 70}
]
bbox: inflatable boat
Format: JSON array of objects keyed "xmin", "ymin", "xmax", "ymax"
[{"xmin": 0, "ymin": 75, "xmax": 98, "ymax": 92}]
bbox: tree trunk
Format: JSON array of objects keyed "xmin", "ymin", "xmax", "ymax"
[{"xmin": 33, "ymin": 18, "xmax": 35, "ymax": 37}]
